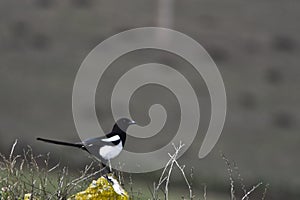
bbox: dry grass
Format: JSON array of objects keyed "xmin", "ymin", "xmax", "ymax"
[
  {"xmin": 0, "ymin": 140, "xmax": 268, "ymax": 200},
  {"xmin": 0, "ymin": 140, "xmax": 104, "ymax": 200},
  {"xmin": 146, "ymin": 144, "xmax": 268, "ymax": 200}
]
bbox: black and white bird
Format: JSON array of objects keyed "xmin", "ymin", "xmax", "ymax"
[{"xmin": 37, "ymin": 118, "xmax": 136, "ymax": 171}]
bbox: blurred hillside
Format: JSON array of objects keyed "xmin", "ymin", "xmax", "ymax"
[{"xmin": 0, "ymin": 0, "xmax": 299, "ymax": 199}]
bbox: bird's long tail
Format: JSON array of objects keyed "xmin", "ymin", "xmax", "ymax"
[{"xmin": 36, "ymin": 137, "xmax": 87, "ymax": 151}]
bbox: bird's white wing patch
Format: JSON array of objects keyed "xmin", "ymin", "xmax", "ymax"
[
  {"xmin": 101, "ymin": 135, "xmax": 120, "ymax": 142},
  {"xmin": 99, "ymin": 142, "xmax": 123, "ymax": 160}
]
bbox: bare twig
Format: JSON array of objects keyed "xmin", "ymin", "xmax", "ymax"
[
  {"xmin": 173, "ymin": 161, "xmax": 193, "ymax": 199},
  {"xmin": 221, "ymin": 153, "xmax": 236, "ymax": 200},
  {"xmin": 261, "ymin": 184, "xmax": 269, "ymax": 200},
  {"xmin": 154, "ymin": 142, "xmax": 186, "ymax": 200},
  {"xmin": 202, "ymin": 183, "xmax": 207, "ymax": 200},
  {"xmin": 241, "ymin": 182, "xmax": 263, "ymax": 200},
  {"xmin": 233, "ymin": 162, "xmax": 248, "ymax": 200}
]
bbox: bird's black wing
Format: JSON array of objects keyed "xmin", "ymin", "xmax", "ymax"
[{"xmin": 83, "ymin": 133, "xmax": 121, "ymax": 146}]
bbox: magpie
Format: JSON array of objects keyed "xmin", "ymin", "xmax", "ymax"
[{"xmin": 37, "ymin": 118, "xmax": 136, "ymax": 171}]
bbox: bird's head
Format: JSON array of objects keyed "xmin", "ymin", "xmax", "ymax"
[{"xmin": 113, "ymin": 118, "xmax": 136, "ymax": 133}]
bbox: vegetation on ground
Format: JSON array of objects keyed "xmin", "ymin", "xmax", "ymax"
[{"xmin": 0, "ymin": 140, "xmax": 268, "ymax": 200}]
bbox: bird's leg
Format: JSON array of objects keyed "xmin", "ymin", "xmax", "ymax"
[{"xmin": 108, "ymin": 159, "xmax": 112, "ymax": 173}]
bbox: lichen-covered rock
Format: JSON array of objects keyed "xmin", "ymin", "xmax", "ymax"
[
  {"xmin": 68, "ymin": 174, "xmax": 129, "ymax": 200},
  {"xmin": 23, "ymin": 174, "xmax": 129, "ymax": 200},
  {"xmin": 24, "ymin": 193, "xmax": 38, "ymax": 200}
]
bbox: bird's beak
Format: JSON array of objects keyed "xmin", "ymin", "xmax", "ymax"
[{"xmin": 129, "ymin": 120, "xmax": 136, "ymax": 125}]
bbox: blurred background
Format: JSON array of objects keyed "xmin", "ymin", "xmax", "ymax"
[{"xmin": 0, "ymin": 0, "xmax": 299, "ymax": 199}]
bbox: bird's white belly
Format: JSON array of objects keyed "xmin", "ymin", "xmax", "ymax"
[{"xmin": 99, "ymin": 142, "xmax": 123, "ymax": 160}]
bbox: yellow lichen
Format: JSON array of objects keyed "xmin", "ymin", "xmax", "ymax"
[
  {"xmin": 24, "ymin": 193, "xmax": 38, "ymax": 200},
  {"xmin": 68, "ymin": 174, "xmax": 129, "ymax": 200}
]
